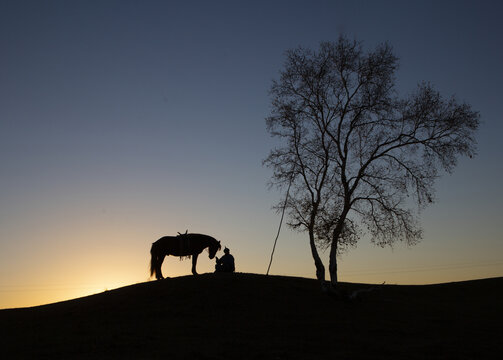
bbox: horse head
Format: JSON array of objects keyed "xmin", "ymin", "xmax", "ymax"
[{"xmin": 208, "ymin": 240, "xmax": 221, "ymax": 259}]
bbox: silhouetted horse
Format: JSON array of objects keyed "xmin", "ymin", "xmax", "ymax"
[{"xmin": 150, "ymin": 233, "xmax": 221, "ymax": 279}]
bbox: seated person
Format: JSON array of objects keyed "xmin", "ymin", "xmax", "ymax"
[{"xmin": 215, "ymin": 247, "xmax": 235, "ymax": 273}]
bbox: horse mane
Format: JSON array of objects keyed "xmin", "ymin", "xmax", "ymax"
[{"xmin": 207, "ymin": 235, "xmax": 221, "ymax": 252}]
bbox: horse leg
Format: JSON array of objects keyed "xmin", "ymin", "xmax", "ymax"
[
  {"xmin": 191, "ymin": 253, "xmax": 199, "ymax": 275},
  {"xmin": 156, "ymin": 254, "xmax": 166, "ymax": 280}
]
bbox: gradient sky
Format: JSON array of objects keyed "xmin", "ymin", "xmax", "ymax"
[{"xmin": 1, "ymin": 0, "xmax": 502, "ymax": 309}]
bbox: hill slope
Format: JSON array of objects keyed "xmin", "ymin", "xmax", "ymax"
[{"xmin": 1, "ymin": 273, "xmax": 502, "ymax": 359}]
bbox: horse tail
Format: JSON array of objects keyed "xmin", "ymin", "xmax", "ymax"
[{"xmin": 150, "ymin": 243, "xmax": 157, "ymax": 278}]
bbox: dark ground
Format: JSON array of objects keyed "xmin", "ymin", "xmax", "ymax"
[{"xmin": 1, "ymin": 273, "xmax": 502, "ymax": 359}]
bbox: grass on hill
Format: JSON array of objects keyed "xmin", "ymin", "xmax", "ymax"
[{"xmin": 1, "ymin": 273, "xmax": 502, "ymax": 359}]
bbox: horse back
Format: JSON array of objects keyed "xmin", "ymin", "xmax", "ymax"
[{"xmin": 153, "ymin": 234, "xmax": 208, "ymax": 257}]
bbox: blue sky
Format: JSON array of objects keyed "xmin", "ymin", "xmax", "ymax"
[{"xmin": 0, "ymin": 0, "xmax": 502, "ymax": 308}]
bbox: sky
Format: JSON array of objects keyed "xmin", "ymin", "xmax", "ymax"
[{"xmin": 0, "ymin": 0, "xmax": 502, "ymax": 309}]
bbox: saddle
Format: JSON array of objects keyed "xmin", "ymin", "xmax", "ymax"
[{"xmin": 177, "ymin": 230, "xmax": 191, "ymax": 259}]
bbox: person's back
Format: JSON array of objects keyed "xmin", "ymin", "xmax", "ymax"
[
  {"xmin": 215, "ymin": 247, "xmax": 235, "ymax": 273},
  {"xmin": 221, "ymin": 253, "xmax": 235, "ymax": 272}
]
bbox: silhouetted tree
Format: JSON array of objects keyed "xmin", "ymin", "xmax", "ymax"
[{"xmin": 264, "ymin": 36, "xmax": 479, "ymax": 291}]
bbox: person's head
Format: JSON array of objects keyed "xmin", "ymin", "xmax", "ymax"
[{"xmin": 224, "ymin": 247, "xmax": 230, "ymax": 254}]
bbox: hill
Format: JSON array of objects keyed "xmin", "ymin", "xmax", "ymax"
[{"xmin": 1, "ymin": 273, "xmax": 502, "ymax": 359}]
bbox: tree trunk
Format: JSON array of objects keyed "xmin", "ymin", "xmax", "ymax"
[
  {"xmin": 329, "ymin": 205, "xmax": 350, "ymax": 289},
  {"xmin": 308, "ymin": 227, "xmax": 326, "ymax": 289},
  {"xmin": 329, "ymin": 236, "xmax": 338, "ymax": 288}
]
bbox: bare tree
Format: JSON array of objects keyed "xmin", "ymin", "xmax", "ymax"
[{"xmin": 264, "ymin": 36, "xmax": 479, "ymax": 290}]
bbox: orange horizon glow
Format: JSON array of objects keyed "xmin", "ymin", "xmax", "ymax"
[{"xmin": 2, "ymin": 233, "xmax": 502, "ymax": 309}]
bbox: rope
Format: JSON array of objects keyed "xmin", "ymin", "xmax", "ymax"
[{"xmin": 266, "ymin": 174, "xmax": 294, "ymax": 276}]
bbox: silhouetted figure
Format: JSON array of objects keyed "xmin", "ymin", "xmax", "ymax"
[{"xmin": 215, "ymin": 247, "xmax": 235, "ymax": 273}]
